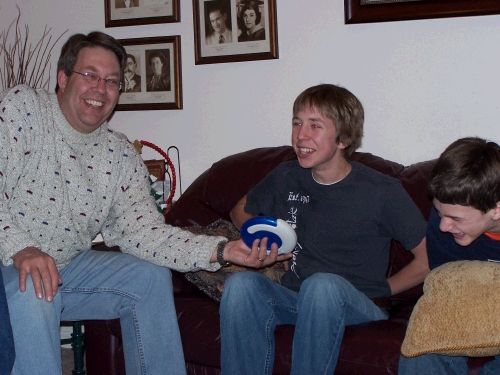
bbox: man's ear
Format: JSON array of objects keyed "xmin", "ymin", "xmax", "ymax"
[{"xmin": 57, "ymin": 70, "xmax": 68, "ymax": 92}]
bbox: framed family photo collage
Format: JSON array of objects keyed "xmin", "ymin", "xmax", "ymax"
[
  {"xmin": 116, "ymin": 36, "xmax": 182, "ymax": 111},
  {"xmin": 193, "ymin": 0, "xmax": 278, "ymax": 65},
  {"xmin": 106, "ymin": 0, "xmax": 279, "ymax": 109}
]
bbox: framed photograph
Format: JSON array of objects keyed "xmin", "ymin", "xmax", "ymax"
[
  {"xmin": 105, "ymin": 0, "xmax": 180, "ymax": 27},
  {"xmin": 116, "ymin": 36, "xmax": 182, "ymax": 111},
  {"xmin": 345, "ymin": 0, "xmax": 500, "ymax": 24},
  {"xmin": 193, "ymin": 0, "xmax": 278, "ymax": 65}
]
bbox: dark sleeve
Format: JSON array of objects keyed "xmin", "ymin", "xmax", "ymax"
[
  {"xmin": 381, "ymin": 181, "xmax": 427, "ymax": 251},
  {"xmin": 244, "ymin": 167, "xmax": 281, "ymax": 217}
]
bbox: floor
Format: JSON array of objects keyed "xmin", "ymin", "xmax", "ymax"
[
  {"xmin": 62, "ymin": 348, "xmax": 75, "ymax": 375},
  {"xmin": 61, "ymin": 325, "xmax": 85, "ymax": 375}
]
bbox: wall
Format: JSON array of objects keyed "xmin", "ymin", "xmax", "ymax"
[{"xmin": 1, "ymin": 1, "xmax": 499, "ymax": 193}]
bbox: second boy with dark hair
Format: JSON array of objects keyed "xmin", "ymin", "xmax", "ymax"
[{"xmin": 399, "ymin": 137, "xmax": 500, "ymax": 374}]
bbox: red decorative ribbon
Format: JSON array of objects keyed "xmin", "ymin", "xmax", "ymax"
[{"xmin": 140, "ymin": 140, "xmax": 176, "ymax": 208}]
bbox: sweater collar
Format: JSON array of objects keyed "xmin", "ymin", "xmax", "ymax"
[{"xmin": 50, "ymin": 93, "xmax": 108, "ymax": 145}]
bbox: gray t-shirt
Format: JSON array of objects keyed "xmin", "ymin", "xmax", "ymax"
[{"xmin": 245, "ymin": 161, "xmax": 426, "ymax": 298}]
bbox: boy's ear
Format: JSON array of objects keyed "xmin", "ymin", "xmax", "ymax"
[
  {"xmin": 337, "ymin": 142, "xmax": 348, "ymax": 150},
  {"xmin": 492, "ymin": 202, "xmax": 500, "ymax": 220}
]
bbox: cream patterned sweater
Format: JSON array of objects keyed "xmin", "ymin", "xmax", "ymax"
[{"xmin": 0, "ymin": 85, "xmax": 222, "ymax": 272}]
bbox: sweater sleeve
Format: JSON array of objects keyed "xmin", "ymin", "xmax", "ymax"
[
  {"xmin": 0, "ymin": 86, "xmax": 43, "ymax": 265},
  {"xmin": 100, "ymin": 142, "xmax": 223, "ymax": 273}
]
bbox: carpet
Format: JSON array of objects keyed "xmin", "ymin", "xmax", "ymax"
[
  {"xmin": 62, "ymin": 348, "xmax": 75, "ymax": 375},
  {"xmin": 60, "ymin": 325, "xmax": 85, "ymax": 375}
]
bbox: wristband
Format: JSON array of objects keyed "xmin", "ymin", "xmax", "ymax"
[{"xmin": 216, "ymin": 240, "xmax": 231, "ymax": 267}]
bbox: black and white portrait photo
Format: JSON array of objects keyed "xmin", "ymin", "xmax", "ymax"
[
  {"xmin": 123, "ymin": 53, "xmax": 142, "ymax": 92},
  {"xmin": 145, "ymin": 49, "xmax": 171, "ymax": 92},
  {"xmin": 204, "ymin": 0, "xmax": 233, "ymax": 45},
  {"xmin": 237, "ymin": 0, "xmax": 266, "ymax": 42}
]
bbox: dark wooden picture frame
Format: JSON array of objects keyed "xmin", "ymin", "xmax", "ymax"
[
  {"xmin": 193, "ymin": 0, "xmax": 279, "ymax": 65},
  {"xmin": 345, "ymin": 0, "xmax": 500, "ymax": 24},
  {"xmin": 115, "ymin": 36, "xmax": 182, "ymax": 111},
  {"xmin": 105, "ymin": 0, "xmax": 180, "ymax": 28}
]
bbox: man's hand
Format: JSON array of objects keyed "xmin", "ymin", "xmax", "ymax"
[
  {"xmin": 11, "ymin": 247, "xmax": 62, "ymax": 302},
  {"xmin": 212, "ymin": 238, "xmax": 293, "ymax": 268}
]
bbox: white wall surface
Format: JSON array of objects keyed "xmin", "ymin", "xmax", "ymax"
[{"xmin": 2, "ymin": 1, "xmax": 499, "ymax": 193}]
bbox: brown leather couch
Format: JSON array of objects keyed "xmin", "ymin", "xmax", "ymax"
[{"xmin": 84, "ymin": 146, "xmax": 492, "ymax": 374}]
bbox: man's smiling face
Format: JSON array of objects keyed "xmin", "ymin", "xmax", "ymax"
[{"xmin": 57, "ymin": 46, "xmax": 121, "ymax": 134}]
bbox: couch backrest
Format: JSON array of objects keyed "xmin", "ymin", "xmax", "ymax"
[
  {"xmin": 165, "ymin": 146, "xmax": 297, "ymax": 227},
  {"xmin": 165, "ymin": 146, "xmax": 412, "ymax": 225},
  {"xmin": 165, "ymin": 146, "xmax": 436, "ymax": 301}
]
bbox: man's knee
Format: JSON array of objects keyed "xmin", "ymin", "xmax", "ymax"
[
  {"xmin": 134, "ymin": 262, "xmax": 174, "ymax": 299},
  {"xmin": 7, "ymin": 275, "xmax": 62, "ymax": 322}
]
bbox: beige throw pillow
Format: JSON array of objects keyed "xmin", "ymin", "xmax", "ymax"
[{"xmin": 401, "ymin": 260, "xmax": 500, "ymax": 358}]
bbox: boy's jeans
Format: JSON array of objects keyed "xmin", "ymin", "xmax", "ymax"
[
  {"xmin": 220, "ymin": 271, "xmax": 388, "ymax": 375},
  {"xmin": 399, "ymin": 353, "xmax": 500, "ymax": 375},
  {"xmin": 2, "ymin": 250, "xmax": 186, "ymax": 375}
]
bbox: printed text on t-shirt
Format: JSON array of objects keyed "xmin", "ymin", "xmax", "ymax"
[{"xmin": 287, "ymin": 191, "xmax": 309, "ymax": 204}]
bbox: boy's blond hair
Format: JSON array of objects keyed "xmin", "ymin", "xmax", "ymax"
[{"xmin": 293, "ymin": 84, "xmax": 364, "ymax": 158}]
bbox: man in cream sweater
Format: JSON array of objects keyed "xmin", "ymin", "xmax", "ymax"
[{"xmin": 0, "ymin": 31, "xmax": 283, "ymax": 374}]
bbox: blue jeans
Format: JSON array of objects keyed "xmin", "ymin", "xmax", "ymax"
[
  {"xmin": 399, "ymin": 354, "xmax": 500, "ymax": 375},
  {"xmin": 2, "ymin": 250, "xmax": 186, "ymax": 375},
  {"xmin": 220, "ymin": 271, "xmax": 388, "ymax": 375},
  {"xmin": 0, "ymin": 267, "xmax": 15, "ymax": 375}
]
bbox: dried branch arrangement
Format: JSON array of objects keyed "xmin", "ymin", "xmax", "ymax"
[{"xmin": 0, "ymin": 6, "xmax": 67, "ymax": 91}]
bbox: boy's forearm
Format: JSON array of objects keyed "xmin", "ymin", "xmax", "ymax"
[
  {"xmin": 230, "ymin": 195, "xmax": 255, "ymax": 230},
  {"xmin": 387, "ymin": 238, "xmax": 430, "ymax": 295}
]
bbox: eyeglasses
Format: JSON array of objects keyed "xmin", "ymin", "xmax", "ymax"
[{"xmin": 71, "ymin": 71, "xmax": 122, "ymax": 91}]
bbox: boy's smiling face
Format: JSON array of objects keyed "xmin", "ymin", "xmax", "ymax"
[
  {"xmin": 291, "ymin": 107, "xmax": 347, "ymax": 182},
  {"xmin": 433, "ymin": 199, "xmax": 500, "ymax": 246}
]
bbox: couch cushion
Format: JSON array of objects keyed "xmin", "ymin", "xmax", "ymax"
[
  {"xmin": 165, "ymin": 169, "xmax": 221, "ymax": 227},
  {"xmin": 396, "ymin": 159, "xmax": 436, "ymax": 221},
  {"xmin": 349, "ymin": 152, "xmax": 404, "ymax": 178}
]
